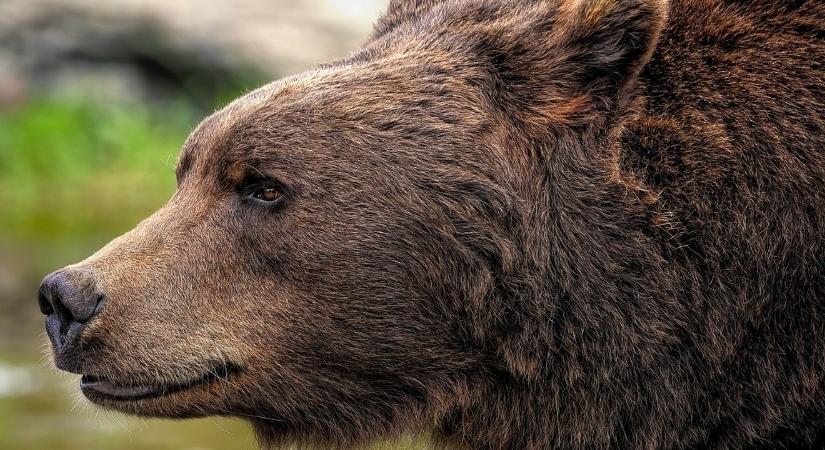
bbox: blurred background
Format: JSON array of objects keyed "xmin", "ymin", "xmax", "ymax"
[{"xmin": 0, "ymin": 1, "xmax": 433, "ymax": 449}]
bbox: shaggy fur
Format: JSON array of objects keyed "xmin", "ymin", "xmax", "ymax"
[{"xmin": 41, "ymin": 0, "xmax": 824, "ymax": 449}]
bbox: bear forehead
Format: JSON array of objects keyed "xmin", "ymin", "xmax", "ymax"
[{"xmin": 174, "ymin": 50, "xmax": 492, "ymax": 185}]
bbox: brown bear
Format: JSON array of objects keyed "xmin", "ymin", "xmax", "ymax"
[{"xmin": 37, "ymin": 0, "xmax": 825, "ymax": 449}]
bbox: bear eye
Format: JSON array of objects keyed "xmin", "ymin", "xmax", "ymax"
[{"xmin": 245, "ymin": 179, "xmax": 285, "ymax": 205}]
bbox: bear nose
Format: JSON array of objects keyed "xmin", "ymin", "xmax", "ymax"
[{"xmin": 38, "ymin": 269, "xmax": 105, "ymax": 352}]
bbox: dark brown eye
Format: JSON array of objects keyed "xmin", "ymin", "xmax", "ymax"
[{"xmin": 247, "ymin": 180, "xmax": 284, "ymax": 204}]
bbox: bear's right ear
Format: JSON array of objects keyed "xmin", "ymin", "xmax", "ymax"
[
  {"xmin": 485, "ymin": 0, "xmax": 669, "ymax": 129},
  {"xmin": 556, "ymin": 0, "xmax": 668, "ymax": 102},
  {"xmin": 369, "ymin": 0, "xmax": 668, "ymax": 129}
]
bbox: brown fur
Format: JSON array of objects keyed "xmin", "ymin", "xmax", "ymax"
[{"xmin": 42, "ymin": 0, "xmax": 825, "ymax": 449}]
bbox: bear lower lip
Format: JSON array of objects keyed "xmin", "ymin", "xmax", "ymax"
[
  {"xmin": 80, "ymin": 376, "xmax": 158, "ymax": 398},
  {"xmin": 80, "ymin": 363, "xmax": 239, "ymax": 401}
]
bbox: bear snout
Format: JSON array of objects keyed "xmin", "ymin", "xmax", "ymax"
[{"xmin": 38, "ymin": 268, "xmax": 106, "ymax": 373}]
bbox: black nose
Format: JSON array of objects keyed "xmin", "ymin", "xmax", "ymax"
[{"xmin": 38, "ymin": 269, "xmax": 105, "ymax": 355}]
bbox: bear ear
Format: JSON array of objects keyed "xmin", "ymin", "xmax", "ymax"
[
  {"xmin": 559, "ymin": 0, "xmax": 667, "ymax": 94},
  {"xmin": 490, "ymin": 0, "xmax": 669, "ymax": 126},
  {"xmin": 368, "ymin": 0, "xmax": 668, "ymax": 125}
]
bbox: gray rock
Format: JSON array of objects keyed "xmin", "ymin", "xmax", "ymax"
[{"xmin": 0, "ymin": 0, "xmax": 386, "ymax": 106}]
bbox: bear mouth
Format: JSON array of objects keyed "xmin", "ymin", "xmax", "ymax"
[{"xmin": 80, "ymin": 363, "xmax": 239, "ymax": 401}]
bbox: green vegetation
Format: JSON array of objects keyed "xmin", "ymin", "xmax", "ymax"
[
  {"xmin": 0, "ymin": 95, "xmax": 198, "ymax": 296},
  {"xmin": 0, "ymin": 96, "xmax": 191, "ymax": 244}
]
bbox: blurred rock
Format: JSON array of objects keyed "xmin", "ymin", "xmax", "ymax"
[{"xmin": 0, "ymin": 0, "xmax": 387, "ymax": 107}]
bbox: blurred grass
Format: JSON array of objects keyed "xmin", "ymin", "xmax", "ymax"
[
  {"xmin": 0, "ymin": 95, "xmax": 188, "ymax": 244},
  {"xmin": 0, "ymin": 94, "xmax": 196, "ymax": 305}
]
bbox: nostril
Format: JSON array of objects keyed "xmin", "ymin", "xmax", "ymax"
[
  {"xmin": 39, "ymin": 273, "xmax": 74, "ymax": 324},
  {"xmin": 38, "ymin": 269, "xmax": 105, "ymax": 327},
  {"xmin": 88, "ymin": 295, "xmax": 106, "ymax": 322},
  {"xmin": 38, "ymin": 288, "xmax": 54, "ymax": 315},
  {"xmin": 75, "ymin": 294, "xmax": 105, "ymax": 324},
  {"xmin": 53, "ymin": 296, "xmax": 76, "ymax": 325}
]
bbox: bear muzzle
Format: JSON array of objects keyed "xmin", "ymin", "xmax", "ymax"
[{"xmin": 38, "ymin": 268, "xmax": 106, "ymax": 374}]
